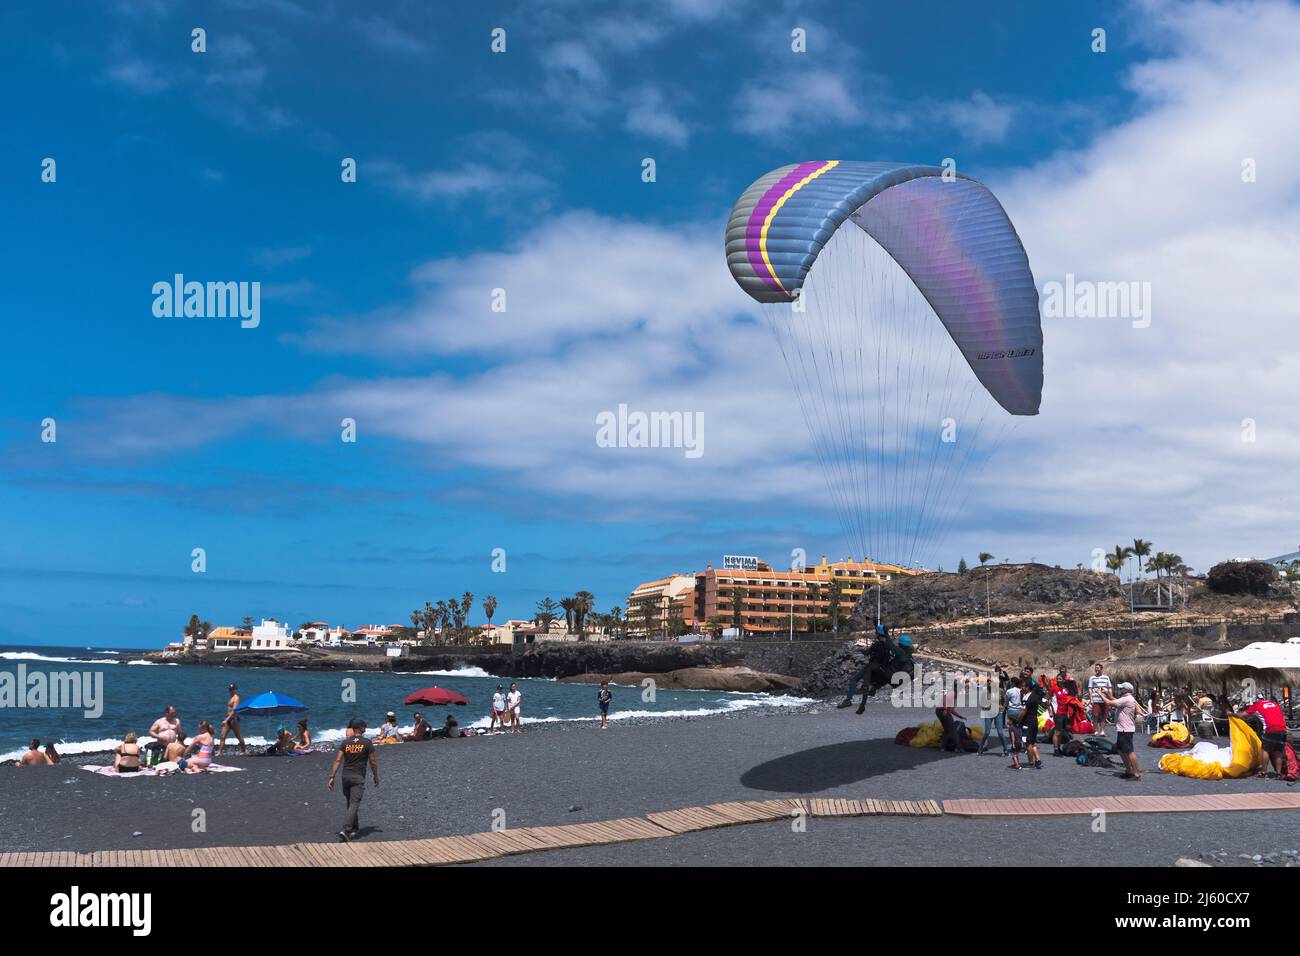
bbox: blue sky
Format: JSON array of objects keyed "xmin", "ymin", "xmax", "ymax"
[{"xmin": 4, "ymin": 0, "xmax": 1299, "ymax": 647}]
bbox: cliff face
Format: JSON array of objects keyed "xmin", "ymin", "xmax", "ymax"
[{"xmin": 853, "ymin": 563, "xmax": 1126, "ymax": 629}]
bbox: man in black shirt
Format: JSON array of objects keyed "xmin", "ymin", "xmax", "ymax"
[
  {"xmin": 327, "ymin": 717, "xmax": 380, "ymax": 842},
  {"xmin": 1020, "ymin": 680, "xmax": 1045, "ymax": 769}
]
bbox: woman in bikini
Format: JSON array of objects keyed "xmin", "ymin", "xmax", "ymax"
[
  {"xmin": 113, "ymin": 732, "xmax": 142, "ymax": 773},
  {"xmin": 292, "ymin": 719, "xmax": 312, "ymax": 753},
  {"xmin": 179, "ymin": 720, "xmax": 216, "ymax": 772}
]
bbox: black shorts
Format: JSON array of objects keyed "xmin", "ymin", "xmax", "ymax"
[
  {"xmin": 1262, "ymin": 730, "xmax": 1287, "ymax": 754},
  {"xmin": 1020, "ymin": 721, "xmax": 1038, "ymax": 745},
  {"xmin": 1116, "ymin": 731, "xmax": 1134, "ymax": 754}
]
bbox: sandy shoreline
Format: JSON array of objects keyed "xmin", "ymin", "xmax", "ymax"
[{"xmin": 3, "ymin": 699, "xmax": 1297, "ymax": 866}]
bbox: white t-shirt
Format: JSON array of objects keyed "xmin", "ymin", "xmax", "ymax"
[
  {"xmin": 507, "ymin": 690, "xmax": 521, "ymax": 709},
  {"xmin": 1087, "ymin": 674, "xmax": 1112, "ymax": 703},
  {"xmin": 1005, "ymin": 687, "xmax": 1024, "ymax": 717},
  {"xmin": 492, "ymin": 693, "xmax": 506, "ymax": 712}
]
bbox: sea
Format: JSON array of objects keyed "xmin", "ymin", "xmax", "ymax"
[{"xmin": 0, "ymin": 644, "xmax": 813, "ymax": 762}]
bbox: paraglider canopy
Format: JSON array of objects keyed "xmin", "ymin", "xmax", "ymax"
[
  {"xmin": 726, "ymin": 160, "xmax": 1043, "ymax": 415},
  {"xmin": 726, "ymin": 160, "xmax": 1045, "ymax": 569}
]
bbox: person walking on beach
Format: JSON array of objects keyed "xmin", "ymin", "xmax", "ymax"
[
  {"xmin": 598, "ymin": 682, "xmax": 612, "ymax": 729},
  {"xmin": 507, "ymin": 682, "xmax": 522, "ymax": 732},
  {"xmin": 1087, "ymin": 663, "xmax": 1112, "ymax": 737},
  {"xmin": 328, "ymin": 718, "xmax": 380, "ymax": 842},
  {"xmin": 217, "ymin": 683, "xmax": 246, "ymax": 757},
  {"xmin": 1095, "ymin": 682, "xmax": 1146, "ymax": 780}
]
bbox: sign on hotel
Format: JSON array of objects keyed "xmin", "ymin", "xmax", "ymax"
[{"xmin": 722, "ymin": 555, "xmax": 760, "ymax": 571}]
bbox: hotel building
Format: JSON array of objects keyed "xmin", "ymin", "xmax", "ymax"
[{"xmin": 627, "ymin": 556, "xmax": 921, "ymax": 637}]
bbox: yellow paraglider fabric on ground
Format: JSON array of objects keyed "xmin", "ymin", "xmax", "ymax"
[
  {"xmin": 1159, "ymin": 716, "xmax": 1263, "ymax": 780},
  {"xmin": 1150, "ymin": 722, "xmax": 1192, "ymax": 746},
  {"xmin": 907, "ymin": 720, "xmax": 983, "ymax": 748}
]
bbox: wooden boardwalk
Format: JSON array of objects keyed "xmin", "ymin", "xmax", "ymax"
[
  {"xmin": 0, "ymin": 796, "xmax": 941, "ymax": 868},
  {"xmin": 7, "ymin": 794, "xmax": 1285, "ymax": 866},
  {"xmin": 943, "ymin": 792, "xmax": 1300, "ymax": 818}
]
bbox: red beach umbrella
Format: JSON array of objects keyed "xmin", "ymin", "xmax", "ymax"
[{"xmin": 403, "ymin": 686, "xmax": 469, "ymax": 707}]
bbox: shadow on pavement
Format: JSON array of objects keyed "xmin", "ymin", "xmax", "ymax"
[{"xmin": 741, "ymin": 738, "xmax": 955, "ymax": 792}]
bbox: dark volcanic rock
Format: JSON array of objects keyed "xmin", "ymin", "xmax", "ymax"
[
  {"xmin": 852, "ymin": 563, "xmax": 1126, "ymax": 628},
  {"xmin": 800, "ymin": 641, "xmax": 871, "ymax": 699}
]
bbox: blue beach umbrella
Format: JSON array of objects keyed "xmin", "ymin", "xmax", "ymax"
[{"xmin": 234, "ymin": 691, "xmax": 308, "ymax": 718}]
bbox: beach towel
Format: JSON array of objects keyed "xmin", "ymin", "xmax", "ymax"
[
  {"xmin": 1158, "ymin": 716, "xmax": 1263, "ymax": 780},
  {"xmin": 81, "ymin": 763, "xmax": 244, "ymax": 777}
]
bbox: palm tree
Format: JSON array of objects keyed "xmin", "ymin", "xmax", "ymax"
[
  {"xmin": 1107, "ymin": 545, "xmax": 1134, "ymax": 579},
  {"xmin": 978, "ymin": 552, "xmax": 993, "ymax": 566},
  {"xmin": 410, "ymin": 610, "xmax": 422, "ymax": 637},
  {"xmin": 435, "ymin": 600, "xmax": 450, "ymax": 643},
  {"xmin": 558, "ymin": 597, "xmax": 577, "ymax": 634},
  {"xmin": 482, "ymin": 595, "xmax": 497, "ymax": 630},
  {"xmin": 729, "ymin": 587, "xmax": 745, "ymax": 633},
  {"xmin": 1132, "ymin": 539, "xmax": 1152, "ymax": 578},
  {"xmin": 573, "ymin": 590, "xmax": 596, "ymax": 639},
  {"xmin": 608, "ymin": 606, "xmax": 623, "ymax": 638},
  {"xmin": 535, "ymin": 597, "xmax": 560, "ymax": 636},
  {"xmin": 459, "ymin": 592, "xmax": 474, "ymax": 639},
  {"xmin": 827, "ymin": 579, "xmax": 843, "ymax": 635}
]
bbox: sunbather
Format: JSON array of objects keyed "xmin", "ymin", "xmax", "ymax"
[
  {"xmin": 17, "ymin": 739, "xmax": 48, "ymax": 767},
  {"xmin": 179, "ymin": 721, "xmax": 216, "ymax": 772},
  {"xmin": 292, "ymin": 719, "xmax": 312, "ymax": 753},
  {"xmin": 404, "ymin": 712, "xmax": 432, "ymax": 741},
  {"xmin": 113, "ymin": 732, "xmax": 142, "ymax": 774}
]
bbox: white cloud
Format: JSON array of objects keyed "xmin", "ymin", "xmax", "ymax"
[
  {"xmin": 355, "ymin": 16, "xmax": 429, "ymax": 56},
  {"xmin": 623, "ymin": 85, "xmax": 690, "ymax": 145},
  {"xmin": 66, "ymin": 0, "xmax": 1300, "ymax": 572},
  {"xmin": 942, "ymin": 90, "xmax": 1015, "ymax": 146},
  {"xmin": 104, "ymin": 57, "xmax": 170, "ymax": 94}
]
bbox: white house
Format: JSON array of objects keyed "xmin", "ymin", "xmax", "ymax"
[
  {"xmin": 249, "ymin": 618, "xmax": 293, "ymax": 650},
  {"xmin": 300, "ymin": 622, "xmax": 330, "ymax": 642}
]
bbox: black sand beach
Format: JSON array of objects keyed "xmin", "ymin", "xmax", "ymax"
[{"xmin": 4, "ymin": 699, "xmax": 1296, "ymax": 867}]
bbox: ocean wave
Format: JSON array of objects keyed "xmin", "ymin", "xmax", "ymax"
[
  {"xmin": 0, "ymin": 651, "xmax": 111, "ymax": 665},
  {"xmin": 408, "ymin": 666, "xmax": 496, "ymax": 678},
  {"xmin": 125, "ymin": 660, "xmax": 178, "ymax": 666}
]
